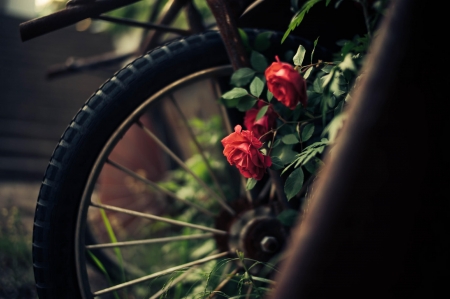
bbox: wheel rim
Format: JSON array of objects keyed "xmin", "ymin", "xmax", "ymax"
[{"xmin": 75, "ymin": 65, "xmax": 293, "ymax": 298}]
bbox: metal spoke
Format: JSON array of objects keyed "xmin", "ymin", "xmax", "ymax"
[
  {"xmin": 169, "ymin": 94, "xmax": 228, "ymax": 203},
  {"xmin": 86, "ymin": 233, "xmax": 214, "ymax": 249},
  {"xmin": 92, "ymin": 251, "xmax": 230, "ymax": 296},
  {"xmin": 90, "ymin": 202, "xmax": 227, "ymax": 235},
  {"xmin": 106, "ymin": 159, "xmax": 215, "ymax": 217},
  {"xmin": 136, "ymin": 120, "xmax": 235, "ymax": 215},
  {"xmin": 208, "ymin": 268, "xmax": 239, "ymax": 299}
]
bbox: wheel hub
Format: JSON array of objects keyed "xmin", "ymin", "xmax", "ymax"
[{"xmin": 215, "ymin": 199, "xmax": 288, "ymax": 263}]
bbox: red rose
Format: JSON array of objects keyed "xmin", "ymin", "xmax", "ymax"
[
  {"xmin": 265, "ymin": 56, "xmax": 307, "ymax": 110},
  {"xmin": 221, "ymin": 125, "xmax": 272, "ymax": 180},
  {"xmin": 244, "ymin": 101, "xmax": 277, "ymax": 140}
]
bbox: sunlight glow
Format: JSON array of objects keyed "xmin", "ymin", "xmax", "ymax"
[{"xmin": 35, "ymin": 0, "xmax": 52, "ymax": 7}]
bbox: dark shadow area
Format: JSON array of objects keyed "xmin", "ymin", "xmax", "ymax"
[{"xmin": 0, "ymin": 13, "xmax": 115, "ymax": 182}]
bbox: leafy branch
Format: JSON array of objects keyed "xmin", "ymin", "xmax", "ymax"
[
  {"xmin": 282, "ymin": 0, "xmax": 330, "ymax": 43},
  {"xmin": 281, "ymin": 139, "xmax": 329, "ymax": 175}
]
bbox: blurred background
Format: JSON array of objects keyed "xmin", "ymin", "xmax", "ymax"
[{"xmin": 0, "ymin": 1, "xmax": 211, "ymax": 297}]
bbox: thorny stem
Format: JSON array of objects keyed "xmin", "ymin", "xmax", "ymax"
[{"xmin": 300, "ymin": 61, "xmax": 336, "ymax": 73}]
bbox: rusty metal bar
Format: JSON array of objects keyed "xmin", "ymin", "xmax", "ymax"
[
  {"xmin": 185, "ymin": 1, "xmax": 206, "ymax": 33},
  {"xmin": 140, "ymin": 0, "xmax": 190, "ymax": 53},
  {"xmin": 205, "ymin": 0, "xmax": 249, "ymax": 70},
  {"xmin": 94, "ymin": 15, "xmax": 191, "ymax": 35},
  {"xmin": 268, "ymin": 0, "xmax": 449, "ymax": 298},
  {"xmin": 19, "ymin": 0, "xmax": 141, "ymax": 42},
  {"xmin": 46, "ymin": 51, "xmax": 134, "ymax": 79}
]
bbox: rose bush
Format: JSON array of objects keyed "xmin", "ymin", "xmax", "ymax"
[
  {"xmin": 220, "ymin": 0, "xmax": 389, "ymax": 201},
  {"xmin": 265, "ymin": 56, "xmax": 308, "ymax": 110},
  {"xmin": 221, "ymin": 125, "xmax": 272, "ymax": 180}
]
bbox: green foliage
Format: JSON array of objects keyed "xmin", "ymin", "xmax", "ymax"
[
  {"xmin": 293, "ymin": 44, "xmax": 306, "ymax": 66},
  {"xmin": 222, "ymin": 87, "xmax": 248, "ymax": 100},
  {"xmin": 282, "ymin": 0, "xmax": 324, "ymax": 43},
  {"xmin": 267, "ymin": 90, "xmax": 274, "ymax": 102},
  {"xmin": 230, "ymin": 68, "xmax": 256, "ymax": 87},
  {"xmin": 236, "ymin": 95, "xmax": 258, "ymax": 112},
  {"xmin": 256, "ymin": 105, "xmax": 269, "ymax": 121},
  {"xmin": 250, "ymin": 77, "xmax": 265, "ymax": 98},
  {"xmin": 304, "ymin": 157, "xmax": 325, "ymax": 174},
  {"xmin": 254, "ymin": 31, "xmax": 273, "ymax": 51},
  {"xmin": 282, "ymin": 134, "xmax": 300, "ymax": 145},
  {"xmin": 300, "ymin": 123, "xmax": 315, "ymax": 142},
  {"xmin": 270, "ymin": 156, "xmax": 285, "ymax": 170},
  {"xmin": 282, "ymin": 139, "xmax": 329, "ymax": 175},
  {"xmin": 251, "ymin": 51, "xmax": 269, "ymax": 72},
  {"xmin": 284, "ymin": 167, "xmax": 305, "ymax": 200},
  {"xmin": 246, "ymin": 178, "xmax": 257, "ymax": 190},
  {"xmin": 311, "ymin": 36, "xmax": 320, "ymax": 64}
]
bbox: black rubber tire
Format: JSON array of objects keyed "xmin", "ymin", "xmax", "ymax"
[{"xmin": 32, "ymin": 29, "xmax": 329, "ymax": 298}]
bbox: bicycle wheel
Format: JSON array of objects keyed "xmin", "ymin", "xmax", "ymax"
[{"xmin": 32, "ymin": 30, "xmax": 329, "ymax": 298}]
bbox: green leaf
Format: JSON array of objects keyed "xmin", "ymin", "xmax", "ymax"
[
  {"xmin": 254, "ymin": 31, "xmax": 273, "ymax": 51},
  {"xmin": 322, "ymin": 112, "xmax": 347, "ymax": 143},
  {"xmin": 86, "ymin": 251, "xmax": 120, "ymax": 299},
  {"xmin": 267, "ymin": 90, "xmax": 273, "ymax": 102},
  {"xmin": 333, "ymin": 89, "xmax": 346, "ymax": 97},
  {"xmin": 320, "ymin": 74, "xmax": 333, "ymax": 91},
  {"xmin": 339, "ymin": 53, "xmax": 356, "ymax": 71},
  {"xmin": 304, "ymin": 67, "xmax": 313, "ymax": 79},
  {"xmin": 306, "ymin": 91, "xmax": 322, "ymax": 107},
  {"xmin": 238, "ymin": 28, "xmax": 251, "ymax": 52},
  {"xmin": 282, "ymin": 140, "xmax": 328, "ymax": 175},
  {"xmin": 284, "ymin": 167, "xmax": 304, "ymax": 200},
  {"xmin": 277, "ymin": 209, "xmax": 299, "ymax": 226},
  {"xmin": 230, "ymin": 68, "xmax": 255, "ymax": 87},
  {"xmin": 256, "ymin": 73, "xmax": 266, "ymax": 83},
  {"xmin": 250, "ymin": 76, "xmax": 264, "ymax": 97},
  {"xmin": 311, "ymin": 36, "xmax": 319, "ymax": 63},
  {"xmin": 246, "ymin": 178, "xmax": 257, "ymax": 190},
  {"xmin": 281, "ymin": 0, "xmax": 323, "ymax": 43},
  {"xmin": 301, "ymin": 123, "xmax": 314, "ymax": 142},
  {"xmin": 270, "ymin": 156, "xmax": 284, "ymax": 170},
  {"xmin": 282, "ymin": 134, "xmax": 299, "ymax": 145},
  {"xmin": 334, "ymin": 99, "xmax": 345, "ymax": 116},
  {"xmin": 250, "ymin": 51, "xmax": 268, "ymax": 72},
  {"xmin": 271, "ymin": 144, "xmax": 298, "ymax": 165},
  {"xmin": 321, "ymin": 64, "xmax": 334, "ymax": 73},
  {"xmin": 256, "ymin": 105, "xmax": 269, "ymax": 121},
  {"xmin": 222, "ymin": 87, "xmax": 248, "ymax": 100},
  {"xmin": 293, "ymin": 104, "xmax": 303, "ymax": 121},
  {"xmin": 236, "ymin": 95, "xmax": 257, "ymax": 111},
  {"xmin": 222, "ymin": 97, "xmax": 240, "ymax": 108},
  {"xmin": 293, "ymin": 45, "xmax": 306, "ymax": 66},
  {"xmin": 304, "ymin": 157, "xmax": 324, "ymax": 174},
  {"xmin": 313, "ymin": 76, "xmax": 323, "ymax": 93},
  {"xmin": 327, "ymin": 95, "xmax": 336, "ymax": 108},
  {"xmin": 271, "ymin": 138, "xmax": 281, "ymax": 148}
]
